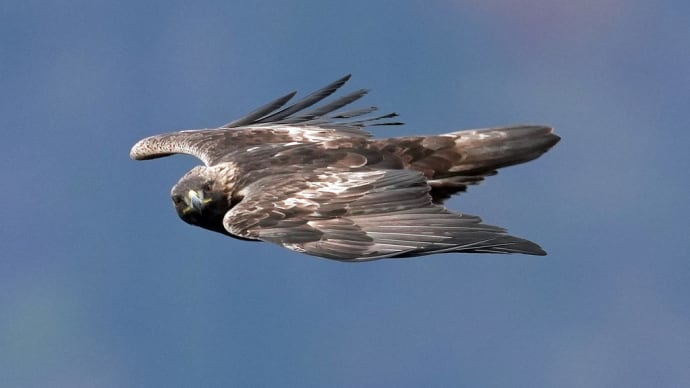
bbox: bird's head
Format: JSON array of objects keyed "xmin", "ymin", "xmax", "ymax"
[{"xmin": 171, "ymin": 166, "xmax": 232, "ymax": 235}]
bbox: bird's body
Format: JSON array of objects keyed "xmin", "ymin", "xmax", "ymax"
[{"xmin": 130, "ymin": 75, "xmax": 559, "ymax": 261}]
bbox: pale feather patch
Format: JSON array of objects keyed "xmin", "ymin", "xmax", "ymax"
[
  {"xmin": 275, "ymin": 197, "xmax": 318, "ymax": 210},
  {"xmin": 283, "ymin": 243, "xmax": 307, "ymax": 253},
  {"xmin": 275, "ymin": 125, "xmax": 371, "ymax": 142},
  {"xmin": 130, "ymin": 129, "xmax": 215, "ymax": 165},
  {"xmin": 451, "ymin": 128, "xmax": 508, "ymax": 146},
  {"xmin": 308, "ymin": 171, "xmax": 383, "ymax": 195}
]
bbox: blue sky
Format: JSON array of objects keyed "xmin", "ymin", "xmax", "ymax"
[{"xmin": 2, "ymin": 0, "xmax": 689, "ymax": 386}]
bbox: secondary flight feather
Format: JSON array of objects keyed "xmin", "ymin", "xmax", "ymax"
[{"xmin": 130, "ymin": 75, "xmax": 560, "ymax": 261}]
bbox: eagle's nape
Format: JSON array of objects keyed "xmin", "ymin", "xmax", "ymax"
[{"xmin": 130, "ymin": 75, "xmax": 560, "ymax": 261}]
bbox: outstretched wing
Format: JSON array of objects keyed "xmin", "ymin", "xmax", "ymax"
[
  {"xmin": 222, "ymin": 169, "xmax": 546, "ymax": 261},
  {"xmin": 373, "ymin": 125, "xmax": 560, "ymax": 202},
  {"xmin": 130, "ymin": 75, "xmax": 401, "ymax": 166}
]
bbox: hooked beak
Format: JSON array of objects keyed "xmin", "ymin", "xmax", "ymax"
[{"xmin": 183, "ymin": 190, "xmax": 210, "ymax": 214}]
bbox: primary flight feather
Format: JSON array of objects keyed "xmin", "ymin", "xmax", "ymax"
[{"xmin": 130, "ymin": 75, "xmax": 559, "ymax": 261}]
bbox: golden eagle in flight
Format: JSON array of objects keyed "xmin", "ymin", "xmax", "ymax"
[{"xmin": 130, "ymin": 75, "xmax": 559, "ymax": 261}]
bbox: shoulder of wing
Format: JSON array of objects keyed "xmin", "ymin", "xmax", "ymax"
[{"xmin": 131, "ymin": 75, "xmax": 404, "ymax": 164}]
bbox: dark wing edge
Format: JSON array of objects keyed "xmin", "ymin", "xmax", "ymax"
[
  {"xmin": 130, "ymin": 75, "xmax": 401, "ymax": 164},
  {"xmin": 222, "ymin": 170, "xmax": 546, "ymax": 261},
  {"xmin": 222, "ymin": 74, "xmax": 402, "ymax": 128}
]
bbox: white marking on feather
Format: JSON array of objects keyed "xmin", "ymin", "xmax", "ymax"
[
  {"xmin": 309, "ymin": 172, "xmax": 379, "ymax": 194},
  {"xmin": 275, "ymin": 197, "xmax": 317, "ymax": 209},
  {"xmin": 276, "ymin": 125, "xmax": 366, "ymax": 142},
  {"xmin": 452, "ymin": 129, "xmax": 507, "ymax": 146},
  {"xmin": 286, "ymin": 126, "xmax": 333, "ymax": 143},
  {"xmin": 283, "ymin": 243, "xmax": 306, "ymax": 253}
]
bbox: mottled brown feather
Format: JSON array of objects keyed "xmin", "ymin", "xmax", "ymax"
[{"xmin": 130, "ymin": 75, "xmax": 560, "ymax": 261}]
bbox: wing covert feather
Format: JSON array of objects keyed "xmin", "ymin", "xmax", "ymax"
[{"xmin": 223, "ymin": 170, "xmax": 546, "ymax": 260}]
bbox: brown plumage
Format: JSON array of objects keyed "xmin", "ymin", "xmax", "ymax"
[{"xmin": 130, "ymin": 75, "xmax": 560, "ymax": 261}]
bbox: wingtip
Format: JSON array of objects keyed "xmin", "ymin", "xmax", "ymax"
[
  {"xmin": 128, "ymin": 134, "xmax": 179, "ymax": 161},
  {"xmin": 531, "ymin": 247, "xmax": 548, "ymax": 256},
  {"xmin": 518, "ymin": 240, "xmax": 548, "ymax": 256},
  {"xmin": 129, "ymin": 138, "xmax": 146, "ymax": 160},
  {"xmin": 537, "ymin": 125, "xmax": 561, "ymax": 147},
  {"xmin": 548, "ymin": 126, "xmax": 561, "ymax": 145},
  {"xmin": 488, "ymin": 234, "xmax": 549, "ymax": 256}
]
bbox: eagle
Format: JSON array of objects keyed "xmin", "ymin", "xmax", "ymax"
[{"xmin": 130, "ymin": 75, "xmax": 559, "ymax": 261}]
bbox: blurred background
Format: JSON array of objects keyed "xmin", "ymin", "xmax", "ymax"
[{"xmin": 2, "ymin": 0, "xmax": 688, "ymax": 386}]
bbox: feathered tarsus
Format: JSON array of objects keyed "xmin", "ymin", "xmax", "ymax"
[{"xmin": 130, "ymin": 75, "xmax": 560, "ymax": 261}]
